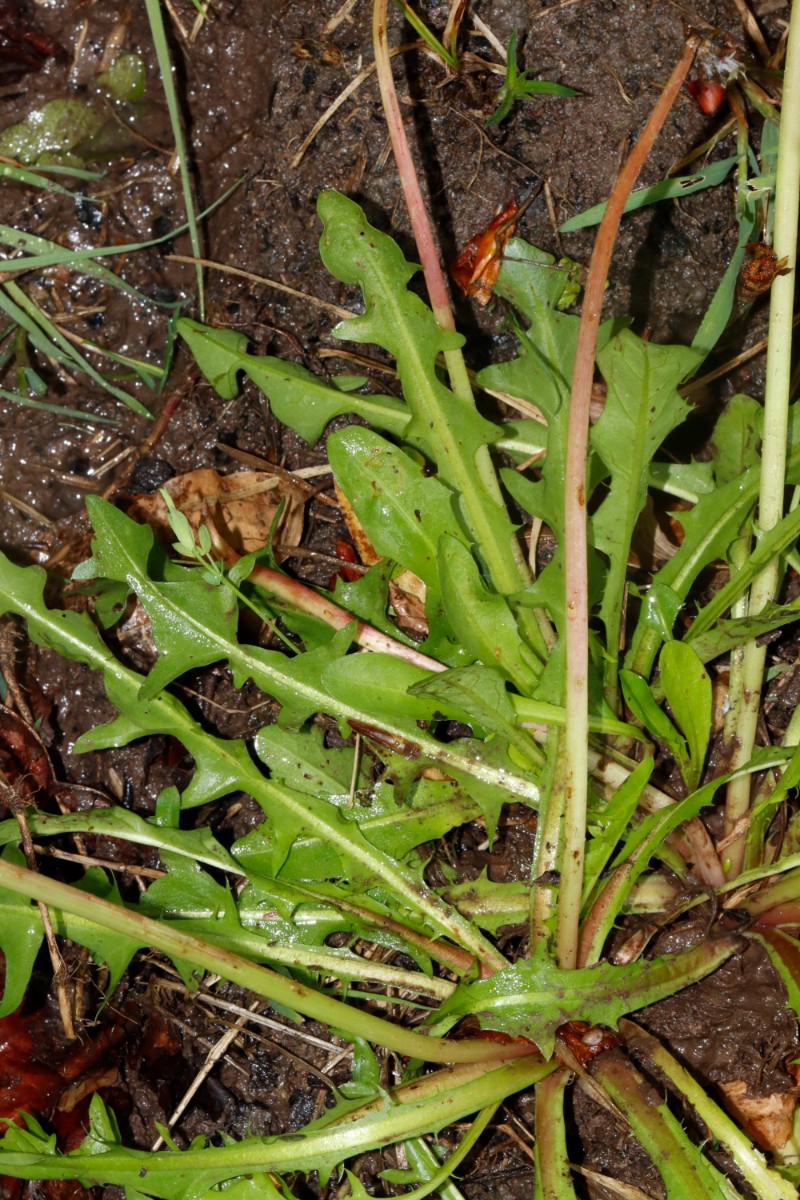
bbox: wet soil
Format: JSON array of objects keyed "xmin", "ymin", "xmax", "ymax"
[{"xmin": 0, "ymin": 1, "xmax": 798, "ymax": 1198}]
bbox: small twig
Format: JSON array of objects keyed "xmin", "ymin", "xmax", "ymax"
[
  {"xmin": 156, "ymin": 971, "xmax": 353, "ymax": 1053},
  {"xmin": 0, "ymin": 620, "xmax": 34, "ymax": 721},
  {"xmin": 470, "ymin": 14, "xmax": 507, "ymax": 61},
  {"xmin": 731, "ymin": 0, "xmax": 772, "ymax": 63},
  {"xmin": 530, "ymin": 0, "xmax": 596, "ymax": 20},
  {"xmin": 322, "ymin": 0, "xmax": 360, "ymax": 38},
  {"xmin": 0, "ymin": 488, "xmax": 54, "ymax": 528},
  {"xmin": 290, "ymin": 42, "xmax": 420, "ymax": 169},
  {"xmin": 215, "ymin": 445, "xmax": 338, "ymax": 505},
  {"xmin": 37, "ymin": 844, "xmax": 166, "ymax": 879},
  {"xmin": 679, "ymin": 314, "xmax": 800, "ymax": 400},
  {"xmin": 161, "ymin": 0, "xmax": 189, "ymax": 42}
]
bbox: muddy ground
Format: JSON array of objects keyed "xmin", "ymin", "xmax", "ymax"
[{"xmin": 0, "ymin": 1, "xmax": 797, "ymax": 1198}]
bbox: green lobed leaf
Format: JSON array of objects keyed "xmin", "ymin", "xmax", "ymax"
[
  {"xmin": 321, "ymin": 653, "xmax": 465, "ymax": 726},
  {"xmin": 0, "ymin": 548, "xmax": 515, "ymax": 962},
  {"xmin": 327, "ymin": 425, "xmax": 464, "ymax": 618},
  {"xmin": 176, "ymin": 319, "xmax": 409, "ymax": 444},
  {"xmin": 434, "ymin": 938, "xmax": 739, "ymax": 1058},
  {"xmin": 647, "ymin": 459, "xmax": 715, "ymax": 501},
  {"xmin": 317, "ymin": 191, "xmax": 522, "ymax": 595},
  {"xmin": 484, "ymin": 241, "xmax": 582, "ymax": 541},
  {"xmin": 66, "ymin": 870, "xmax": 142, "ymax": 996},
  {"xmin": 711, "ymin": 394, "xmax": 763, "ymax": 486},
  {"xmin": 438, "ymin": 535, "xmax": 538, "ymax": 693},
  {"xmin": 74, "ymin": 497, "xmax": 242, "ymax": 700},
  {"xmin": 626, "ymin": 466, "xmax": 760, "ymax": 678},
  {"xmin": 73, "ymin": 499, "xmax": 523, "ymax": 815},
  {"xmin": 0, "ymin": 1059, "xmax": 552, "ymax": 1195},
  {"xmin": 0, "ymin": 858, "xmax": 141, "ymax": 1012},
  {"xmin": 254, "ymin": 724, "xmax": 366, "ymax": 799},
  {"xmin": 591, "ymin": 330, "xmax": 698, "ymax": 668},
  {"xmin": 410, "ymin": 665, "xmax": 542, "ymax": 770},
  {"xmin": 442, "ymin": 872, "xmax": 529, "ymax": 933},
  {"xmin": 0, "ymin": 807, "xmax": 241, "ymax": 878}
]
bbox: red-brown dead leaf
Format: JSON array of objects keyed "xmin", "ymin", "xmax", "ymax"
[
  {"xmin": 0, "ymin": 2, "xmax": 66, "ymax": 84},
  {"xmin": 0, "ymin": 704, "xmax": 105, "ymax": 818},
  {"xmin": 556, "ymin": 1021, "xmax": 620, "ymax": 1068},
  {"xmin": 127, "ymin": 469, "xmax": 306, "ymax": 560},
  {"xmin": 717, "ymin": 1078, "xmax": 797, "ymax": 1150},
  {"xmin": 736, "ymin": 242, "xmax": 791, "ymax": 302},
  {"xmin": 0, "ymin": 702, "xmax": 53, "ymax": 800},
  {"xmin": 451, "ymin": 200, "xmax": 521, "ymax": 306},
  {"xmin": 451, "ymin": 185, "xmax": 540, "ymax": 306},
  {"xmin": 0, "ymin": 1002, "xmax": 144, "ymax": 1200}
]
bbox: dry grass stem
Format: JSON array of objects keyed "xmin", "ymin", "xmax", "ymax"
[
  {"xmin": 0, "ymin": 488, "xmax": 53, "ymax": 526},
  {"xmin": 290, "ymin": 43, "xmax": 420, "ymax": 169},
  {"xmin": 151, "ymin": 998, "xmax": 262, "ymax": 1150},
  {"xmin": 470, "ymin": 14, "xmax": 507, "ymax": 59},
  {"xmin": 165, "ymin": 254, "xmax": 353, "ymax": 320}
]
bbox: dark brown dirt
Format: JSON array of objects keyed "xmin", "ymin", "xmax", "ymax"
[{"xmin": 0, "ymin": 1, "xmax": 797, "ymax": 1199}]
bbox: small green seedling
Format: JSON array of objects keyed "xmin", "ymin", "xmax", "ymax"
[{"xmin": 486, "ymin": 31, "xmax": 578, "ymax": 126}]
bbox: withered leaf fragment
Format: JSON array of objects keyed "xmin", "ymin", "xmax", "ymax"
[{"xmin": 451, "ymin": 184, "xmax": 541, "ymax": 306}]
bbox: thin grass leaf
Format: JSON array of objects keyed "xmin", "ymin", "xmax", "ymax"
[
  {"xmin": 6, "ymin": 160, "xmax": 104, "ymax": 180},
  {"xmin": 0, "ymin": 385, "xmax": 117, "ymax": 423},
  {"xmin": 394, "ymin": 0, "xmax": 458, "ymax": 67},
  {"xmin": 688, "ymin": 502, "xmax": 800, "ymax": 639},
  {"xmin": 0, "ymin": 1058, "xmax": 552, "ymax": 1194},
  {"xmin": 0, "ymin": 280, "xmax": 150, "ymax": 416},
  {"xmin": 559, "ymin": 156, "xmax": 737, "ymax": 232},
  {"xmin": 0, "ymin": 225, "xmax": 152, "ymax": 304},
  {"xmin": 0, "ymin": 159, "xmax": 99, "ymax": 196},
  {"xmin": 691, "ymin": 207, "xmax": 758, "ymax": 358},
  {"xmin": 143, "ymin": 0, "xmax": 204, "ymax": 317},
  {"xmin": 0, "ymin": 179, "xmax": 240, "ymax": 279}
]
